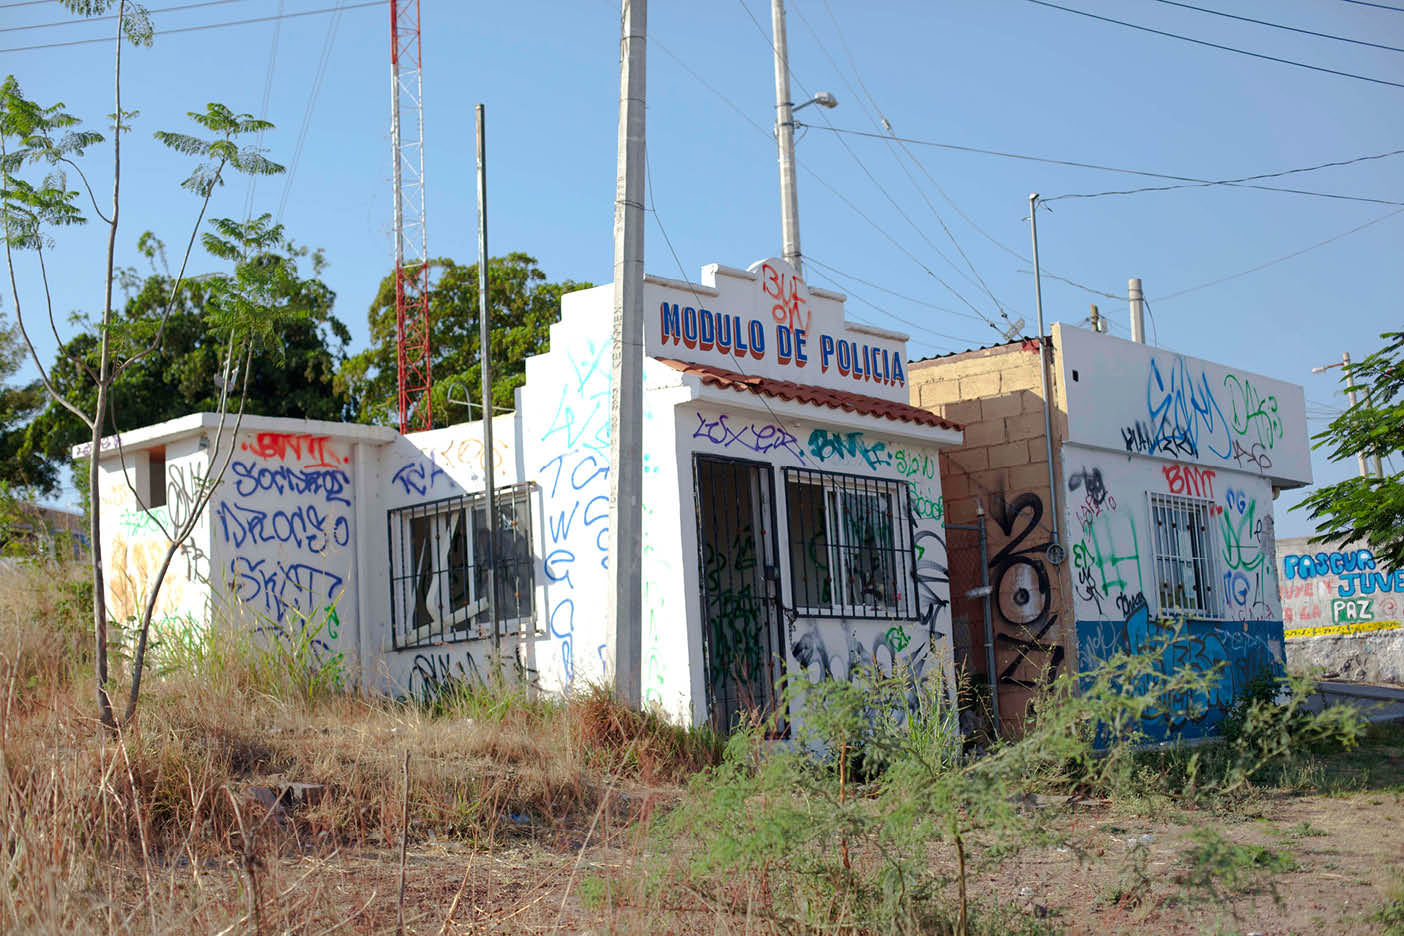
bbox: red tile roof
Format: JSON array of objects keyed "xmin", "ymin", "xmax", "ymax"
[{"xmin": 656, "ymin": 358, "xmax": 962, "ymax": 431}]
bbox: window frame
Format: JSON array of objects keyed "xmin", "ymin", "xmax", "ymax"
[
  {"xmin": 782, "ymin": 466, "xmax": 919, "ymax": 621},
  {"xmin": 387, "ymin": 482, "xmax": 536, "ymax": 650},
  {"xmin": 1147, "ymin": 490, "xmax": 1225, "ymax": 620}
]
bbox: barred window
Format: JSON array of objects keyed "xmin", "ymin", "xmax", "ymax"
[
  {"xmin": 783, "ymin": 467, "xmax": 917, "ymax": 619},
  {"xmin": 388, "ymin": 483, "xmax": 535, "ymax": 649},
  {"xmin": 1148, "ymin": 491, "xmax": 1222, "ymax": 619}
]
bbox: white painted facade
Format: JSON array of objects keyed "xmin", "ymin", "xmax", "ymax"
[
  {"xmin": 87, "ymin": 259, "xmax": 963, "ymax": 729},
  {"xmin": 1051, "ymin": 324, "xmax": 1310, "ymax": 739}
]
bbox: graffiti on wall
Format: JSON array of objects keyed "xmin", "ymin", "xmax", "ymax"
[
  {"xmin": 1280, "ymin": 547, "xmax": 1404, "ymax": 638},
  {"xmin": 535, "ymin": 336, "xmax": 612, "ymax": 686},
  {"xmin": 989, "ymin": 492, "xmax": 1064, "ymax": 693},
  {"xmin": 218, "ymin": 432, "xmax": 355, "ymax": 666},
  {"xmin": 1077, "ymin": 594, "xmax": 1280, "ymax": 741},
  {"xmin": 1115, "ymin": 356, "xmax": 1285, "ymax": 475},
  {"xmin": 691, "ymin": 412, "xmax": 806, "ymax": 462}
]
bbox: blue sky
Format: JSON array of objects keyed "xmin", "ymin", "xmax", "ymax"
[{"xmin": 3, "ymin": 0, "xmax": 1401, "ymax": 535}]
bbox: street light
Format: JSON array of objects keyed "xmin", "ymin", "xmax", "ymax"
[{"xmin": 792, "ymin": 91, "xmax": 838, "ymax": 114}]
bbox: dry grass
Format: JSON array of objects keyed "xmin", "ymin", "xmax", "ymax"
[{"xmin": 0, "ymin": 561, "xmax": 718, "ymax": 933}]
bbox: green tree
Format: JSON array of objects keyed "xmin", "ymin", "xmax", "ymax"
[
  {"xmin": 2, "ymin": 0, "xmax": 284, "ymax": 729},
  {"xmin": 340, "ymin": 253, "xmax": 591, "ymax": 427},
  {"xmin": 1298, "ymin": 331, "xmax": 1404, "ymax": 568},
  {"xmin": 0, "ymin": 308, "xmax": 51, "ymax": 491},
  {"xmin": 21, "ymin": 233, "xmax": 351, "ymax": 483}
]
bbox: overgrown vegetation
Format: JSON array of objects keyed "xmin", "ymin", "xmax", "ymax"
[
  {"xmin": 0, "ymin": 558, "xmax": 1393, "ymax": 933},
  {"xmin": 648, "ymin": 633, "xmax": 1366, "ymax": 935}
]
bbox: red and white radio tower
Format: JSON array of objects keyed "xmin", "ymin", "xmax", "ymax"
[{"xmin": 390, "ymin": 0, "xmax": 432, "ymax": 433}]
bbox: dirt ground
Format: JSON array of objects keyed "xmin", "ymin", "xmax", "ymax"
[
  {"xmin": 211, "ymin": 784, "xmax": 1402, "ymax": 934},
  {"xmin": 66, "ymin": 722, "xmax": 1404, "ymax": 935}
]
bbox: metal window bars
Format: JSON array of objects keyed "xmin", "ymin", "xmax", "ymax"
[
  {"xmin": 388, "ymin": 482, "xmax": 536, "ymax": 650},
  {"xmin": 1148, "ymin": 490, "xmax": 1222, "ymax": 619},
  {"xmin": 782, "ymin": 466, "xmax": 918, "ymax": 620}
]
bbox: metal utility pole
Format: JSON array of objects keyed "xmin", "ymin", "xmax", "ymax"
[
  {"xmin": 1128, "ymin": 277, "xmax": 1145, "ymax": 344},
  {"xmin": 1028, "ymin": 194, "xmax": 1063, "ymax": 562},
  {"xmin": 606, "ymin": 0, "xmax": 645, "ymax": 708},
  {"xmin": 1314, "ymin": 352, "xmax": 1375, "ymax": 478},
  {"xmin": 1089, "ymin": 304, "xmax": 1102, "ymax": 334},
  {"xmin": 389, "ymin": 0, "xmax": 433, "ymax": 433},
  {"xmin": 771, "ymin": 0, "xmax": 802, "ymax": 274},
  {"xmin": 475, "ymin": 104, "xmax": 500, "ymax": 670}
]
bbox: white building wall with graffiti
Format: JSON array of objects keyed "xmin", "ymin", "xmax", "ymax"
[
  {"xmin": 1053, "ymin": 324, "xmax": 1309, "ymax": 740},
  {"xmin": 86, "ymin": 258, "xmax": 964, "ymax": 731}
]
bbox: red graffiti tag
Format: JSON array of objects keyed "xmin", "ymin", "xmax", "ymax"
[
  {"xmin": 241, "ymin": 432, "xmax": 349, "ymax": 468},
  {"xmin": 761, "ymin": 262, "xmax": 810, "ymax": 335},
  {"xmin": 1161, "ymin": 463, "xmax": 1218, "ymax": 503}
]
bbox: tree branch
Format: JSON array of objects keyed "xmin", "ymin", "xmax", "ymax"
[
  {"xmin": 57, "ymin": 155, "xmax": 112, "ymax": 226},
  {"xmin": 37, "ymin": 243, "xmax": 100, "ymax": 384},
  {"xmin": 113, "ymin": 158, "xmax": 225, "ymax": 381}
]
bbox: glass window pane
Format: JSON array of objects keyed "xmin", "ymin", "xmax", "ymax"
[{"xmin": 786, "ymin": 479, "xmax": 832, "ymax": 609}]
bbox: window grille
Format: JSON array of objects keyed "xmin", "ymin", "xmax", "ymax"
[
  {"xmin": 387, "ymin": 483, "xmax": 535, "ymax": 650},
  {"xmin": 1148, "ymin": 491, "xmax": 1222, "ymax": 619},
  {"xmin": 783, "ymin": 467, "xmax": 917, "ymax": 620}
]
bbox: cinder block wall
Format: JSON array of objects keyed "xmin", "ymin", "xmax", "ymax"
[{"xmin": 908, "ymin": 338, "xmax": 1073, "ymax": 734}]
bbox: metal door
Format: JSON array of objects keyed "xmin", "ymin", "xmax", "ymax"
[{"xmin": 693, "ymin": 455, "xmax": 785, "ymax": 732}]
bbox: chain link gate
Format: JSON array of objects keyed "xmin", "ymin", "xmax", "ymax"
[{"xmin": 944, "ymin": 513, "xmax": 998, "ymax": 741}]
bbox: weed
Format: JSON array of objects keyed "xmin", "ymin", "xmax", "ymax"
[
  {"xmin": 1374, "ymin": 874, "xmax": 1404, "ymax": 936},
  {"xmin": 1176, "ymin": 827, "xmax": 1296, "ymax": 900}
]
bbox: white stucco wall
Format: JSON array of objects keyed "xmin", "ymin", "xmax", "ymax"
[{"xmin": 91, "ymin": 258, "xmax": 963, "ymax": 730}]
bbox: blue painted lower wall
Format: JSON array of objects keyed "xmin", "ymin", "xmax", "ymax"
[{"xmin": 1076, "ymin": 599, "xmax": 1285, "ymax": 743}]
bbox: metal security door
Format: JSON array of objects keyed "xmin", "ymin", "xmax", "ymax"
[{"xmin": 694, "ymin": 455, "xmax": 785, "ymax": 732}]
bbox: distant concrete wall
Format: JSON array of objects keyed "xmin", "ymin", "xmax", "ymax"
[{"xmin": 1277, "ymin": 535, "xmax": 1404, "ymax": 685}]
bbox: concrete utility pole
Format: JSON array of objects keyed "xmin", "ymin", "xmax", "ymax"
[
  {"xmin": 475, "ymin": 104, "xmax": 500, "ymax": 671},
  {"xmin": 1313, "ymin": 351, "xmax": 1376, "ymax": 479},
  {"xmin": 1128, "ymin": 277, "xmax": 1145, "ymax": 344},
  {"xmin": 771, "ymin": 0, "xmax": 802, "ymax": 274},
  {"xmin": 606, "ymin": 0, "xmax": 645, "ymax": 708}
]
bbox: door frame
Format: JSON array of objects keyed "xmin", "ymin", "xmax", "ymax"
[{"xmin": 691, "ymin": 453, "xmax": 788, "ymax": 732}]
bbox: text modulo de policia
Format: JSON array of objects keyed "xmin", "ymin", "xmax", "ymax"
[{"xmin": 656, "ymin": 302, "xmax": 907, "ymax": 388}]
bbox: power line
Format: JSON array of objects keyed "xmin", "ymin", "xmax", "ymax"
[
  {"xmin": 0, "ymin": 0, "xmax": 250, "ymax": 33},
  {"xmin": 802, "ymin": 263, "xmax": 991, "ymax": 350},
  {"xmin": 806, "ymin": 255, "xmax": 987, "ymax": 324},
  {"xmin": 733, "ymin": 0, "xmax": 1005, "ymax": 329},
  {"xmin": 245, "ymin": 0, "xmax": 286, "ymax": 221},
  {"xmin": 1340, "ymin": 0, "xmax": 1404, "ymax": 12},
  {"xmin": 1021, "ymin": 0, "xmax": 1404, "ymax": 91},
  {"xmin": 277, "ymin": 0, "xmax": 345, "ymax": 223},
  {"xmin": 1157, "ymin": 205, "xmax": 1404, "ymax": 301},
  {"xmin": 0, "ymin": 0, "xmax": 383, "ymax": 54},
  {"xmin": 1147, "ymin": 0, "xmax": 1404, "ymax": 54},
  {"xmin": 813, "ymin": 125, "xmax": 1404, "ymax": 206},
  {"xmin": 791, "ymin": 0, "xmax": 1017, "ymax": 320},
  {"xmin": 1046, "ymin": 148, "xmax": 1404, "ymax": 205},
  {"xmin": 650, "ymin": 20, "xmax": 1122, "ymax": 324}
]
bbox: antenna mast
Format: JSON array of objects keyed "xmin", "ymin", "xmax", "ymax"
[{"xmin": 390, "ymin": 0, "xmax": 432, "ymax": 433}]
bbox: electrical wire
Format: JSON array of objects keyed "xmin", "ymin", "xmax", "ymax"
[
  {"xmin": 801, "ymin": 261, "xmax": 993, "ymax": 348},
  {"xmin": 1146, "ymin": 0, "xmax": 1404, "ymax": 54},
  {"xmin": 733, "ymin": 0, "xmax": 1007, "ymax": 331},
  {"xmin": 0, "ymin": 0, "xmax": 251, "ymax": 32},
  {"xmin": 0, "ymin": 0, "xmax": 383, "ymax": 54},
  {"xmin": 812, "ymin": 126, "xmax": 1404, "ymax": 207},
  {"xmin": 806, "ymin": 256, "xmax": 987, "ymax": 324},
  {"xmin": 1044, "ymin": 148, "xmax": 1404, "ymax": 205},
  {"xmin": 789, "ymin": 0, "xmax": 1015, "ymax": 319},
  {"xmin": 1021, "ymin": 0, "xmax": 1404, "ymax": 91},
  {"xmin": 276, "ymin": 0, "xmax": 345, "ymax": 223},
  {"xmin": 244, "ymin": 0, "xmax": 286, "ymax": 221},
  {"xmin": 1157, "ymin": 205, "xmax": 1404, "ymax": 302},
  {"xmin": 804, "ymin": 266, "xmax": 975, "ymax": 357},
  {"xmin": 1340, "ymin": 0, "xmax": 1404, "ymax": 12}
]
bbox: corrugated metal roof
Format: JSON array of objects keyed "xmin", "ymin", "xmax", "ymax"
[{"xmin": 657, "ymin": 358, "xmax": 962, "ymax": 431}]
